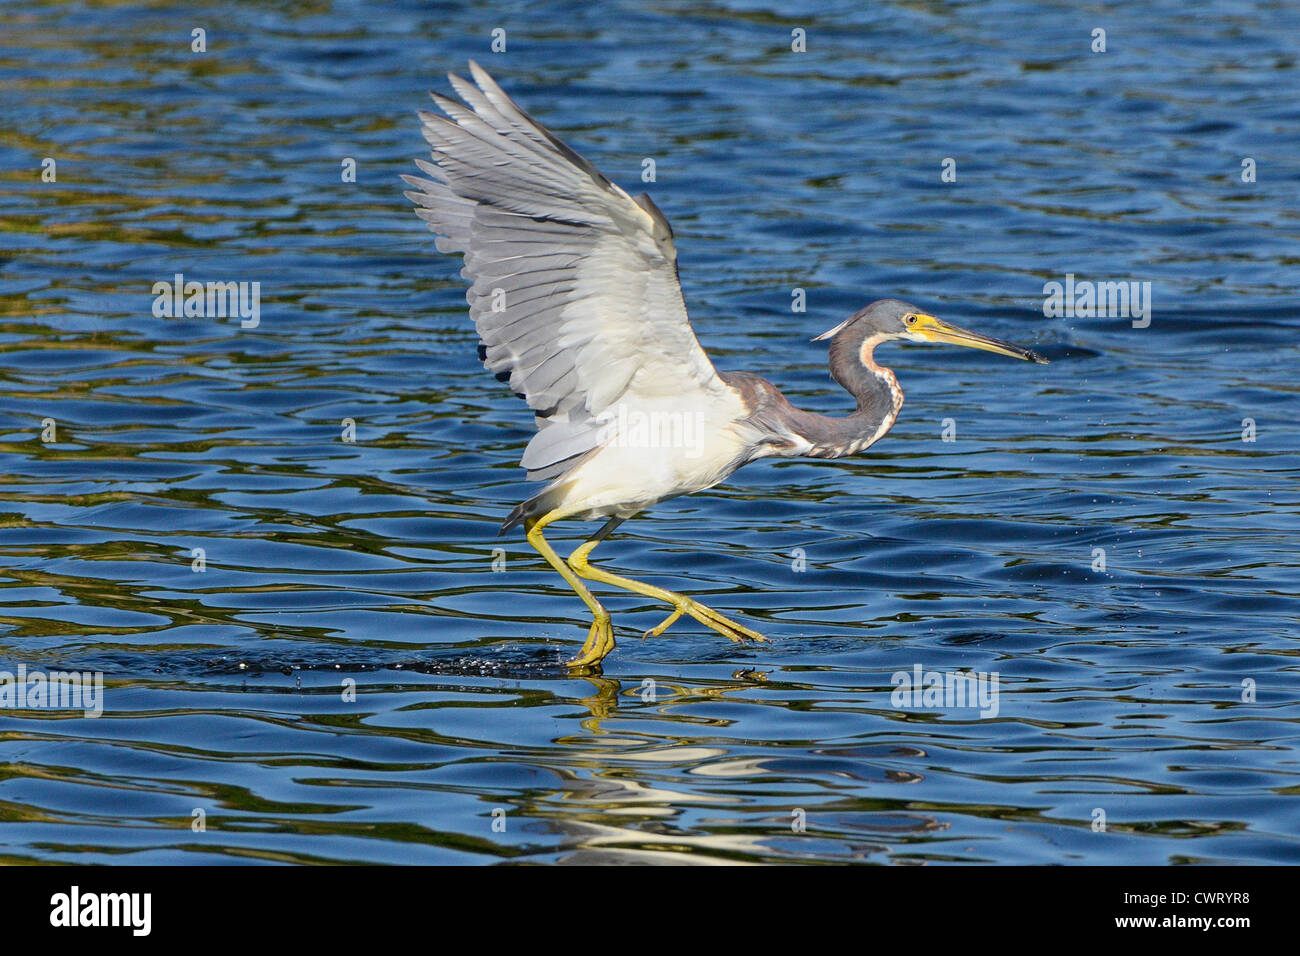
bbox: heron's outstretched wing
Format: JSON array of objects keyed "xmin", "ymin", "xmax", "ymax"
[{"xmin": 403, "ymin": 61, "xmax": 734, "ymax": 478}]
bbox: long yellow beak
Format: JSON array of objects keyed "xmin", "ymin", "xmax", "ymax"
[{"xmin": 908, "ymin": 313, "xmax": 1049, "ymax": 364}]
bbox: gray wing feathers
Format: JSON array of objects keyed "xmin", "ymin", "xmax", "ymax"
[{"xmin": 404, "ymin": 60, "xmax": 729, "ymax": 478}]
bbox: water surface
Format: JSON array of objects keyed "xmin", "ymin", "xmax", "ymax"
[{"xmin": 0, "ymin": 0, "xmax": 1298, "ymax": 864}]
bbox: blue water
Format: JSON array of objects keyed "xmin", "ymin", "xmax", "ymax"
[{"xmin": 1, "ymin": 0, "xmax": 1297, "ymax": 864}]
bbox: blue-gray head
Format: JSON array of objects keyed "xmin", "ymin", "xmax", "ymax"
[
  {"xmin": 814, "ymin": 298, "xmax": 1048, "ymax": 365},
  {"xmin": 810, "ymin": 298, "xmax": 1047, "ymax": 414}
]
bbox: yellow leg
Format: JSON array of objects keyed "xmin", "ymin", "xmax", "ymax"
[
  {"xmin": 567, "ymin": 532, "xmax": 768, "ymax": 647},
  {"xmin": 526, "ymin": 511, "xmax": 615, "ymax": 668}
]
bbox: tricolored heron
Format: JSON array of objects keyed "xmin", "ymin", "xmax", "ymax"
[{"xmin": 404, "ymin": 62, "xmax": 1048, "ymax": 669}]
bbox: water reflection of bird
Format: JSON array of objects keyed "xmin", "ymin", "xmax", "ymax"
[{"xmin": 404, "ymin": 62, "xmax": 1048, "ymax": 669}]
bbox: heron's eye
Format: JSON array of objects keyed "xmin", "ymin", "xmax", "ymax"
[{"xmin": 904, "ymin": 314, "xmax": 917, "ymax": 326}]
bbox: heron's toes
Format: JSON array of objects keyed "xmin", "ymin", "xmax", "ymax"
[
  {"xmin": 567, "ymin": 619, "xmax": 616, "ymax": 669},
  {"xmin": 686, "ymin": 600, "xmax": 768, "ymax": 645},
  {"xmin": 640, "ymin": 598, "xmax": 768, "ymax": 647},
  {"xmin": 643, "ymin": 605, "xmax": 687, "ymax": 640}
]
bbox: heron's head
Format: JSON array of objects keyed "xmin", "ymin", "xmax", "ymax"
[{"xmin": 813, "ymin": 298, "xmax": 1049, "ymax": 365}]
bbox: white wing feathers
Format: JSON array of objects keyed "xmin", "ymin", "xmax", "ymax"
[{"xmin": 403, "ymin": 61, "xmax": 732, "ymax": 479}]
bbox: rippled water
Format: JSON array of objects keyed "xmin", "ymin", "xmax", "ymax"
[{"xmin": 1, "ymin": 0, "xmax": 1298, "ymax": 864}]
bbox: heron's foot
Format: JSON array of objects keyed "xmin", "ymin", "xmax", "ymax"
[
  {"xmin": 644, "ymin": 597, "xmax": 768, "ymax": 646},
  {"xmin": 567, "ymin": 617, "xmax": 616, "ymax": 670}
]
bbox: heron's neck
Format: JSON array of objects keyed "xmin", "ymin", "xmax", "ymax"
[
  {"xmin": 798, "ymin": 333, "xmax": 904, "ymax": 458},
  {"xmin": 722, "ymin": 335, "xmax": 904, "ymax": 462}
]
